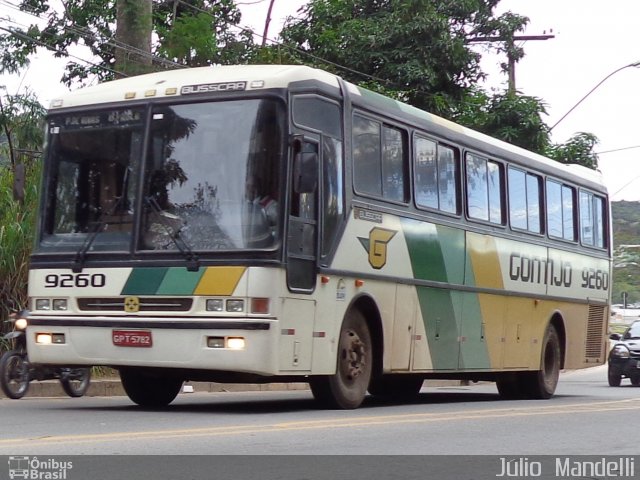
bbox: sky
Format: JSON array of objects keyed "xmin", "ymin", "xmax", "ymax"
[{"xmin": 2, "ymin": 0, "xmax": 640, "ymax": 201}]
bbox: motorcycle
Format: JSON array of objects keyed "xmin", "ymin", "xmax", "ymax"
[{"xmin": 0, "ymin": 312, "xmax": 91, "ymax": 399}]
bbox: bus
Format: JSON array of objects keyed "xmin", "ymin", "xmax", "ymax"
[{"xmin": 22, "ymin": 64, "xmax": 611, "ymax": 409}]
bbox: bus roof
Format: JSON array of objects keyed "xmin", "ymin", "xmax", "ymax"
[
  {"xmin": 48, "ymin": 64, "xmax": 340, "ymax": 109},
  {"xmin": 49, "ymin": 64, "xmax": 606, "ymax": 192}
]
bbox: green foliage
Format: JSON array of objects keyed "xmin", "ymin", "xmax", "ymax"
[
  {"xmin": 546, "ymin": 132, "xmax": 599, "ymax": 170},
  {"xmin": 0, "ymin": 87, "xmax": 46, "ymax": 166},
  {"xmin": 0, "ymin": 90, "xmax": 44, "ymax": 338},
  {"xmin": 0, "ymin": 0, "xmax": 256, "ymax": 85},
  {"xmin": 612, "ymin": 201, "xmax": 640, "ymax": 305},
  {"xmin": 455, "ymin": 89, "xmax": 550, "ymax": 154},
  {"xmin": 154, "ymin": 0, "xmax": 256, "ymax": 67},
  {"xmin": 0, "ymin": 161, "xmax": 41, "ymax": 332},
  {"xmin": 281, "ymin": 0, "xmax": 524, "ymax": 118}
]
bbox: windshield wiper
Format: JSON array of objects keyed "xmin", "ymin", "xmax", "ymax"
[
  {"xmin": 72, "ymin": 167, "xmax": 131, "ymax": 273},
  {"xmin": 144, "ymin": 196, "xmax": 200, "ymax": 272},
  {"xmin": 72, "ymin": 217, "xmax": 108, "ymax": 273}
]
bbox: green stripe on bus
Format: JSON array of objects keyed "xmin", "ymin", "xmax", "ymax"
[
  {"xmin": 401, "ymin": 219, "xmax": 448, "ymax": 282},
  {"xmin": 121, "ymin": 267, "xmax": 169, "ymax": 295},
  {"xmin": 458, "ymin": 292, "xmax": 491, "ymax": 369},
  {"xmin": 157, "ymin": 268, "xmax": 206, "ymax": 295},
  {"xmin": 416, "ymin": 287, "xmax": 460, "ymax": 370}
]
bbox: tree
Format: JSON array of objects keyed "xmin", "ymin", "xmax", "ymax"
[
  {"xmin": 454, "ymin": 88, "xmax": 550, "ymax": 154},
  {"xmin": 0, "ymin": 89, "xmax": 44, "ymax": 330},
  {"xmin": 0, "ymin": 0, "xmax": 256, "ymax": 86},
  {"xmin": 546, "ymin": 132, "xmax": 599, "ymax": 170},
  {"xmin": 280, "ymin": 0, "xmax": 600, "ymax": 169},
  {"xmin": 154, "ymin": 0, "xmax": 256, "ymax": 66},
  {"xmin": 0, "ymin": 87, "xmax": 46, "ymax": 168},
  {"xmin": 115, "ymin": 0, "xmax": 153, "ymax": 77},
  {"xmin": 280, "ymin": 0, "xmax": 528, "ymax": 117}
]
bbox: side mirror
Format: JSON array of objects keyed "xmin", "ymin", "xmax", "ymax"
[
  {"xmin": 13, "ymin": 163, "xmax": 25, "ymax": 203},
  {"xmin": 293, "ymin": 150, "xmax": 318, "ymax": 194},
  {"xmin": 609, "ymin": 333, "xmax": 622, "ymax": 341}
]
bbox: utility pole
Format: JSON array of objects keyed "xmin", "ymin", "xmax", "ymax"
[{"xmin": 469, "ymin": 34, "xmax": 554, "ymax": 94}]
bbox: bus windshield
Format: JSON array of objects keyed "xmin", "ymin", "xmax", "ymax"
[{"xmin": 38, "ymin": 98, "xmax": 285, "ymax": 253}]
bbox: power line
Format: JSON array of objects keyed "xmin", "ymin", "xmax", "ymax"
[
  {"xmin": 550, "ymin": 61, "xmax": 640, "ymax": 131},
  {"xmin": 174, "ymin": 0, "xmax": 396, "ymax": 88},
  {"xmin": 0, "ymin": 24, "xmax": 128, "ymax": 78},
  {"xmin": 597, "ymin": 145, "xmax": 640, "ymax": 155}
]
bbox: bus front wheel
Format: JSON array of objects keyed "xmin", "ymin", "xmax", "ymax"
[
  {"xmin": 119, "ymin": 368, "xmax": 183, "ymax": 407},
  {"xmin": 310, "ymin": 310, "xmax": 372, "ymax": 409}
]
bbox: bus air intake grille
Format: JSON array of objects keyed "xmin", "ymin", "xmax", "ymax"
[
  {"xmin": 585, "ymin": 304, "xmax": 605, "ymax": 358},
  {"xmin": 78, "ymin": 297, "xmax": 193, "ymax": 312}
]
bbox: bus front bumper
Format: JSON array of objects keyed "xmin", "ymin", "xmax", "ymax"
[{"xmin": 24, "ymin": 316, "xmax": 280, "ymax": 376}]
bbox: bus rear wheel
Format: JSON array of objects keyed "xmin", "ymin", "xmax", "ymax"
[
  {"xmin": 520, "ymin": 324, "xmax": 561, "ymax": 399},
  {"xmin": 119, "ymin": 368, "xmax": 183, "ymax": 407},
  {"xmin": 310, "ymin": 310, "xmax": 372, "ymax": 409}
]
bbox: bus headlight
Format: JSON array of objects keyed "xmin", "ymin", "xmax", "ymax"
[
  {"xmin": 52, "ymin": 299, "xmax": 68, "ymax": 311},
  {"xmin": 226, "ymin": 299, "xmax": 244, "ymax": 313},
  {"xmin": 206, "ymin": 299, "xmax": 224, "ymax": 312},
  {"xmin": 35, "ymin": 299, "xmax": 51, "ymax": 311}
]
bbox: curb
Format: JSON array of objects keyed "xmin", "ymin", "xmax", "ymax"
[{"xmin": 1, "ymin": 378, "xmax": 461, "ymax": 399}]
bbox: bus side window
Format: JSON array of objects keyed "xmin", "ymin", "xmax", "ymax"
[
  {"xmin": 508, "ymin": 167, "xmax": 541, "ymax": 234},
  {"xmin": 546, "ymin": 180, "xmax": 576, "ymax": 241},
  {"xmin": 579, "ymin": 190, "xmax": 607, "ymax": 248},
  {"xmin": 353, "ymin": 115, "xmax": 382, "ymax": 196},
  {"xmin": 414, "ymin": 136, "xmax": 459, "ymax": 214},
  {"xmin": 465, "ymin": 153, "xmax": 503, "ymax": 224},
  {"xmin": 353, "ymin": 114, "xmax": 407, "ymax": 202}
]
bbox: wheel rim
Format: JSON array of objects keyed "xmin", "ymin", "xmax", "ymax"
[{"xmin": 339, "ymin": 329, "xmax": 368, "ymax": 384}]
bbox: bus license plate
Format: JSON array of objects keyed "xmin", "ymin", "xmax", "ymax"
[{"xmin": 112, "ymin": 330, "xmax": 153, "ymax": 347}]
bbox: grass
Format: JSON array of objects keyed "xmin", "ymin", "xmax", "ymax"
[{"xmin": 0, "ymin": 161, "xmax": 40, "ymax": 349}]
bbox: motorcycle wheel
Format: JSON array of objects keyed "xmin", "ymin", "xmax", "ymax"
[
  {"xmin": 0, "ymin": 350, "xmax": 30, "ymax": 399},
  {"xmin": 60, "ymin": 368, "xmax": 91, "ymax": 397}
]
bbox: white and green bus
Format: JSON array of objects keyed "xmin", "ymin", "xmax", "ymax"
[{"xmin": 23, "ymin": 65, "xmax": 611, "ymax": 408}]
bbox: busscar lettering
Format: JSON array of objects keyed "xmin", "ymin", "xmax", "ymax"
[{"xmin": 180, "ymin": 82, "xmax": 247, "ymax": 95}]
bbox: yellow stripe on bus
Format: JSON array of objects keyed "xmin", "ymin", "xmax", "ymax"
[
  {"xmin": 193, "ymin": 267, "xmax": 246, "ymax": 296},
  {"xmin": 467, "ymin": 233, "xmax": 504, "ymax": 290}
]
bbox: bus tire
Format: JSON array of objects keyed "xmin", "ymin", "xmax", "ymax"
[
  {"xmin": 521, "ymin": 325, "xmax": 561, "ymax": 399},
  {"xmin": 309, "ymin": 310, "xmax": 372, "ymax": 409},
  {"xmin": 119, "ymin": 369, "xmax": 183, "ymax": 407},
  {"xmin": 496, "ymin": 374, "xmax": 525, "ymax": 399},
  {"xmin": 368, "ymin": 374, "xmax": 424, "ymax": 398}
]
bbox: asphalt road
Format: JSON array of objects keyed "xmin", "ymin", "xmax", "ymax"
[{"xmin": 0, "ymin": 364, "xmax": 638, "ymax": 457}]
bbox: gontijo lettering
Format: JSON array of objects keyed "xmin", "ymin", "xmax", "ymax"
[
  {"xmin": 509, "ymin": 253, "xmax": 609, "ymax": 291},
  {"xmin": 509, "ymin": 253, "xmax": 572, "ymax": 287}
]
